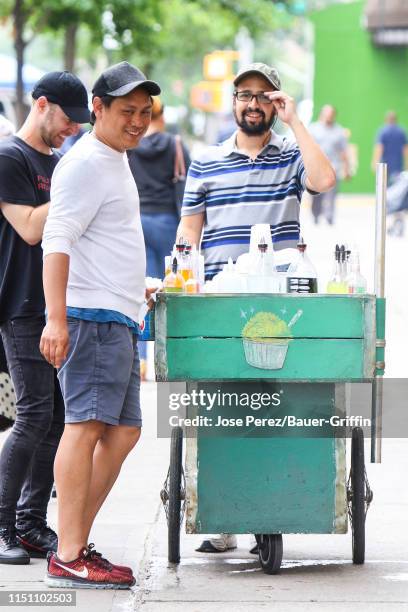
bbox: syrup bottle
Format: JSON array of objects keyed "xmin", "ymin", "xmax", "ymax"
[{"xmin": 163, "ymin": 257, "xmax": 185, "ymax": 293}]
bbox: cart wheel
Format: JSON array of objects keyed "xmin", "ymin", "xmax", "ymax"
[
  {"xmin": 256, "ymin": 534, "xmax": 283, "ymax": 574},
  {"xmin": 348, "ymin": 427, "xmax": 372, "ymax": 565},
  {"xmin": 168, "ymin": 426, "xmax": 183, "ymax": 563}
]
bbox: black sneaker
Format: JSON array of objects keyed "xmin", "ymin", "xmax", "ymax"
[
  {"xmin": 0, "ymin": 526, "xmax": 30, "ymax": 564},
  {"xmin": 17, "ymin": 525, "xmax": 58, "ymax": 559}
]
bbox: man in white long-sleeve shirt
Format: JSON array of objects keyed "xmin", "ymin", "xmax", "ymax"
[{"xmin": 40, "ymin": 62, "xmax": 161, "ymax": 590}]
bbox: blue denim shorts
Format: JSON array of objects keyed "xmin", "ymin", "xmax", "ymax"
[{"xmin": 58, "ymin": 318, "xmax": 142, "ymax": 427}]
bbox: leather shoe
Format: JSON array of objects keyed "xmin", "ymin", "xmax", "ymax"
[
  {"xmin": 0, "ymin": 526, "xmax": 30, "ymax": 564},
  {"xmin": 17, "ymin": 524, "xmax": 57, "ymax": 558}
]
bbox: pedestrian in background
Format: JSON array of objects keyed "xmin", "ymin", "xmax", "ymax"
[
  {"xmin": 0, "ymin": 71, "xmax": 89, "ymax": 564},
  {"xmin": 373, "ymin": 111, "xmax": 408, "ymax": 236},
  {"xmin": 372, "ymin": 110, "xmax": 408, "ymax": 183},
  {"xmin": 308, "ymin": 104, "xmax": 351, "ymax": 225},
  {"xmin": 127, "ymin": 96, "xmax": 190, "ymax": 380}
]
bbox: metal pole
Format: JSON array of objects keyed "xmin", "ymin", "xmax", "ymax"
[
  {"xmin": 374, "ymin": 163, "xmax": 387, "ymax": 298},
  {"xmin": 371, "ymin": 163, "xmax": 387, "ymax": 463}
]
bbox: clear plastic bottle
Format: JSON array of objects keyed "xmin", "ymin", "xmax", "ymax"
[
  {"xmin": 247, "ymin": 238, "xmax": 278, "ymax": 292},
  {"xmin": 165, "ymin": 240, "xmax": 181, "ymax": 277},
  {"xmin": 255, "ymin": 239, "xmax": 274, "ymax": 275},
  {"xmin": 347, "ymin": 252, "xmax": 367, "ymax": 294},
  {"xmin": 189, "ymin": 245, "xmax": 200, "ymax": 290},
  {"xmin": 185, "ymin": 277, "xmax": 199, "ymax": 294},
  {"xmin": 180, "ymin": 243, "xmax": 193, "ymax": 282},
  {"xmin": 164, "ymin": 253, "xmax": 173, "ymax": 278},
  {"xmin": 185, "ymin": 247, "xmax": 199, "ymax": 293},
  {"xmin": 174, "ymin": 237, "xmax": 185, "ymax": 270},
  {"xmin": 339, "ymin": 245, "xmax": 348, "ymax": 288},
  {"xmin": 189, "ymin": 244, "xmax": 205, "ymax": 290},
  {"xmin": 212, "ymin": 258, "xmax": 246, "ymax": 293},
  {"xmin": 345, "ymin": 244, "xmax": 352, "ymax": 278},
  {"xmin": 327, "ymin": 244, "xmax": 348, "ymax": 294},
  {"xmin": 163, "ymin": 257, "xmax": 185, "ymax": 293},
  {"xmin": 286, "ymin": 237, "xmax": 318, "ymax": 293}
]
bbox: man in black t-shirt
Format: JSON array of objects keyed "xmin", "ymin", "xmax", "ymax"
[{"xmin": 0, "ymin": 71, "xmax": 90, "ymax": 564}]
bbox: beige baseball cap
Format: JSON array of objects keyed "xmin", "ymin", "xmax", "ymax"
[{"xmin": 233, "ymin": 62, "xmax": 281, "ymax": 90}]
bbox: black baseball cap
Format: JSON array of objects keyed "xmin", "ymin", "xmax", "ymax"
[
  {"xmin": 32, "ymin": 71, "xmax": 90, "ymax": 123},
  {"xmin": 92, "ymin": 61, "xmax": 161, "ymax": 98}
]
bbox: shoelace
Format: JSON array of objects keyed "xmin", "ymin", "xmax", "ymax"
[
  {"xmin": 0, "ymin": 527, "xmax": 19, "ymax": 547},
  {"xmin": 85, "ymin": 543, "xmax": 113, "ymax": 570}
]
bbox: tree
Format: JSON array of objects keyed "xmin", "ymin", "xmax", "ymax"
[
  {"xmin": 38, "ymin": 0, "xmax": 164, "ymax": 72},
  {"xmin": 112, "ymin": 0, "xmax": 293, "ymax": 105},
  {"xmin": 0, "ymin": 0, "xmax": 37, "ymax": 125},
  {"xmin": 0, "ymin": 0, "xmax": 89, "ymax": 123},
  {"xmin": 39, "ymin": 0, "xmax": 104, "ymax": 73},
  {"xmin": 0, "ymin": 0, "xmax": 295, "ymax": 126}
]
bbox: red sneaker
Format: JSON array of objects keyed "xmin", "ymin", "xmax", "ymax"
[
  {"xmin": 45, "ymin": 549, "xmax": 135, "ymax": 589},
  {"xmin": 86, "ymin": 543, "xmax": 133, "ymax": 577}
]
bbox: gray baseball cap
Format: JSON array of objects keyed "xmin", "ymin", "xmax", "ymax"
[
  {"xmin": 234, "ymin": 62, "xmax": 281, "ymax": 90},
  {"xmin": 92, "ymin": 61, "xmax": 161, "ymax": 98}
]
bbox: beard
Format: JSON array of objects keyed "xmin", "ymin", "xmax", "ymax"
[
  {"xmin": 40, "ymin": 129, "xmax": 60, "ymax": 148},
  {"xmin": 40, "ymin": 109, "xmax": 61, "ymax": 148},
  {"xmin": 234, "ymin": 108, "xmax": 275, "ymax": 135}
]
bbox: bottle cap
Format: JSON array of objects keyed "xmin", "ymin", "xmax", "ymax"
[
  {"xmin": 297, "ymin": 236, "xmax": 306, "ymax": 253},
  {"xmin": 258, "ymin": 237, "xmax": 268, "ymax": 253},
  {"xmin": 176, "ymin": 238, "xmax": 185, "ymax": 253}
]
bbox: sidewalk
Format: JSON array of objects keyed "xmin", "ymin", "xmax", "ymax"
[
  {"xmin": 0, "ymin": 381, "xmax": 168, "ymax": 612},
  {"xmin": 139, "ymin": 438, "xmax": 408, "ymax": 612},
  {"xmin": 1, "ymin": 384, "xmax": 407, "ymax": 612}
]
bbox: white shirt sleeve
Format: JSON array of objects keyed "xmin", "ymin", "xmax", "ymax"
[{"xmin": 42, "ymin": 156, "xmax": 102, "ymax": 257}]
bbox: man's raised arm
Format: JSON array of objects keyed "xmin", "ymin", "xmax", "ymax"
[{"xmin": 266, "ymin": 90, "xmax": 336, "ymax": 193}]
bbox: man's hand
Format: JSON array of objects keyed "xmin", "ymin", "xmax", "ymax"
[
  {"xmin": 279, "ymin": 96, "xmax": 336, "ymax": 193},
  {"xmin": 265, "ymin": 91, "xmax": 297, "ymax": 126},
  {"xmin": 145, "ymin": 287, "xmax": 159, "ymax": 310},
  {"xmin": 40, "ymin": 319, "xmax": 70, "ymax": 369}
]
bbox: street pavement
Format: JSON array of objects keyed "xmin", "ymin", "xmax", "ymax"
[{"xmin": 0, "ymin": 195, "xmax": 407, "ymax": 611}]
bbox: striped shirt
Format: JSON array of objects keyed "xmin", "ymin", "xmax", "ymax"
[{"xmin": 181, "ymin": 131, "xmax": 308, "ymax": 280}]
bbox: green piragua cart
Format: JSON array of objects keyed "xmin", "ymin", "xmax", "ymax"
[{"xmin": 156, "ymin": 166, "xmax": 387, "ymax": 575}]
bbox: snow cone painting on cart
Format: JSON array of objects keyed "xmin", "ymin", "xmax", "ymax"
[{"xmin": 242, "ymin": 309, "xmax": 303, "ymax": 370}]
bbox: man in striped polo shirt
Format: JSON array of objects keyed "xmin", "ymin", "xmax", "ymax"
[
  {"xmin": 177, "ymin": 63, "xmax": 336, "ymax": 554},
  {"xmin": 178, "ymin": 62, "xmax": 335, "ymax": 281}
]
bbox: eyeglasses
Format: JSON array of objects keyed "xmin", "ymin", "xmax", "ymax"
[{"xmin": 233, "ymin": 91, "xmax": 272, "ymax": 104}]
